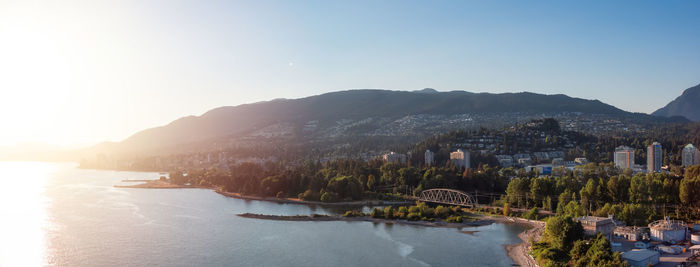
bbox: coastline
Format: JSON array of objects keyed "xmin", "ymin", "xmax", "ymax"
[
  {"xmin": 500, "ymin": 217, "xmax": 544, "ymax": 267},
  {"xmin": 115, "ymin": 179, "xmax": 411, "ymax": 206},
  {"xmin": 214, "ymin": 188, "xmax": 412, "ymax": 206},
  {"xmin": 239, "ymin": 212, "xmax": 544, "ymax": 266},
  {"xmin": 114, "ymin": 180, "xmax": 207, "ymax": 189},
  {"xmin": 237, "ymin": 212, "xmax": 495, "ymax": 228},
  {"xmin": 117, "ymin": 179, "xmax": 543, "ymax": 266}
]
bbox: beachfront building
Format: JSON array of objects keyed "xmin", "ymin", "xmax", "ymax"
[
  {"xmin": 647, "ymin": 142, "xmax": 662, "ymax": 173},
  {"xmin": 424, "ymin": 150, "xmax": 435, "ymax": 167},
  {"xmin": 683, "ymin": 144, "xmax": 700, "ymax": 167},
  {"xmin": 383, "ymin": 152, "xmax": 407, "ymax": 164},
  {"xmin": 614, "ymin": 146, "xmax": 635, "ymax": 170},
  {"xmin": 450, "ymin": 149, "xmax": 470, "ymax": 170}
]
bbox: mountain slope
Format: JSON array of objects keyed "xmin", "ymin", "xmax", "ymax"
[
  {"xmin": 653, "ymin": 84, "xmax": 700, "ymax": 121},
  {"xmin": 95, "ymin": 89, "xmax": 670, "ymax": 156}
]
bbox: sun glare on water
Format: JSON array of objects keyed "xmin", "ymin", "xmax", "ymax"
[{"xmin": 0, "ymin": 162, "xmax": 54, "ymax": 266}]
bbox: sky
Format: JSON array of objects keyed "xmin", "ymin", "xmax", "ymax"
[{"xmin": 0, "ymin": 0, "xmax": 699, "ymax": 147}]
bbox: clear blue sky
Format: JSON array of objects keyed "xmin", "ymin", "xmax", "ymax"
[{"xmin": 0, "ymin": 0, "xmax": 699, "ymax": 146}]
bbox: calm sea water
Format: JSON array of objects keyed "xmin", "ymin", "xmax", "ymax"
[{"xmin": 0, "ymin": 162, "xmax": 524, "ymax": 267}]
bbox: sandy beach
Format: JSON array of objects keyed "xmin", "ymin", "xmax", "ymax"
[{"xmin": 501, "ymin": 217, "xmax": 544, "ymax": 267}]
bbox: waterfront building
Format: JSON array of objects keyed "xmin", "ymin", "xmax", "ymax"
[
  {"xmin": 614, "ymin": 146, "xmax": 635, "ymax": 170},
  {"xmin": 647, "ymin": 142, "xmax": 662, "ymax": 173},
  {"xmin": 449, "ymin": 149, "xmax": 470, "ymax": 169},
  {"xmin": 683, "ymin": 144, "xmax": 699, "ymax": 167},
  {"xmin": 424, "ymin": 150, "xmax": 435, "ymax": 166},
  {"xmin": 383, "ymin": 152, "xmax": 407, "ymax": 164}
]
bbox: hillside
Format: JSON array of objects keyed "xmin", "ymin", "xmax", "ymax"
[
  {"xmin": 87, "ymin": 89, "xmax": 678, "ymax": 157},
  {"xmin": 653, "ymin": 84, "xmax": 700, "ymax": 121}
]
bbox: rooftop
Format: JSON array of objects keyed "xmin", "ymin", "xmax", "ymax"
[
  {"xmin": 649, "ymin": 217, "xmax": 686, "ymax": 231},
  {"xmin": 622, "ymin": 249, "xmax": 659, "ymax": 262}
]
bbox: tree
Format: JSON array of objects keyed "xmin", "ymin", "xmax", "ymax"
[
  {"xmin": 562, "ymin": 201, "xmax": 585, "ymax": 218},
  {"xmin": 326, "ymin": 175, "xmax": 362, "ymax": 200},
  {"xmin": 320, "ymin": 191, "xmax": 337, "ymax": 202},
  {"xmin": 434, "ymin": 205, "xmax": 450, "ymax": 218},
  {"xmin": 556, "ymin": 189, "xmax": 574, "ymax": 214},
  {"xmin": 524, "ymin": 207, "xmax": 539, "ymax": 220},
  {"xmin": 398, "ymin": 167, "xmax": 420, "ymax": 187},
  {"xmin": 380, "ymin": 163, "xmax": 402, "ymax": 184},
  {"xmin": 619, "ymin": 203, "xmax": 652, "ymax": 226},
  {"xmin": 506, "ymin": 178, "xmax": 529, "ymax": 208},
  {"xmin": 384, "ymin": 206, "xmax": 395, "ymax": 219},
  {"xmin": 370, "ymin": 208, "xmax": 383, "ymax": 218},
  {"xmin": 629, "ymin": 174, "xmax": 650, "ymax": 204},
  {"xmin": 544, "ymin": 216, "xmax": 583, "ymax": 251},
  {"xmin": 579, "ymin": 178, "xmax": 599, "ymax": 212},
  {"xmin": 366, "ymin": 174, "xmax": 377, "ymax": 191},
  {"xmin": 530, "ymin": 177, "xmax": 551, "ymax": 209},
  {"xmin": 680, "ymin": 176, "xmax": 700, "ymax": 207},
  {"xmin": 607, "ymin": 175, "xmax": 629, "ymax": 203},
  {"xmin": 570, "ymin": 234, "xmax": 628, "ymax": 267}
]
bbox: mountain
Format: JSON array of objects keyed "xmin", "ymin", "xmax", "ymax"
[
  {"xmin": 652, "ymin": 84, "xmax": 700, "ymax": 121},
  {"xmin": 85, "ymin": 89, "xmax": 679, "ymax": 157}
]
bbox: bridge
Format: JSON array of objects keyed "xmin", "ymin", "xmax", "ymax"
[{"xmin": 418, "ymin": 188, "xmax": 477, "ymax": 207}]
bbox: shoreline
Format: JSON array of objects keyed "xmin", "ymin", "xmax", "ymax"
[
  {"xmin": 500, "ymin": 217, "xmax": 544, "ymax": 267},
  {"xmin": 239, "ymin": 212, "xmax": 544, "ymax": 266},
  {"xmin": 237, "ymin": 212, "xmax": 495, "ymax": 228},
  {"xmin": 214, "ymin": 188, "xmax": 413, "ymax": 206},
  {"xmin": 114, "ymin": 180, "xmax": 207, "ymax": 189},
  {"xmin": 117, "ymin": 179, "xmax": 542, "ymax": 265},
  {"xmin": 115, "ymin": 180, "xmax": 412, "ymax": 206}
]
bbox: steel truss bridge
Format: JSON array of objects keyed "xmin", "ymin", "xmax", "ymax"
[{"xmin": 418, "ymin": 188, "xmax": 477, "ymax": 207}]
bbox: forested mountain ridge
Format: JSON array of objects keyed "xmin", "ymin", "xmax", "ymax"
[
  {"xmin": 87, "ymin": 89, "xmax": 682, "ymax": 157},
  {"xmin": 653, "ymin": 83, "xmax": 700, "ymax": 121}
]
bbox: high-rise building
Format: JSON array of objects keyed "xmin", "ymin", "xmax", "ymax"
[
  {"xmin": 682, "ymin": 144, "xmax": 699, "ymax": 167},
  {"xmin": 450, "ymin": 149, "xmax": 470, "ymax": 170},
  {"xmin": 424, "ymin": 150, "xmax": 435, "ymax": 167},
  {"xmin": 647, "ymin": 142, "xmax": 662, "ymax": 173},
  {"xmin": 614, "ymin": 146, "xmax": 635, "ymax": 170}
]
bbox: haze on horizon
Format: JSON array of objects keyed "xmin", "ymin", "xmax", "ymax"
[{"xmin": 1, "ymin": 0, "xmax": 699, "ymax": 147}]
